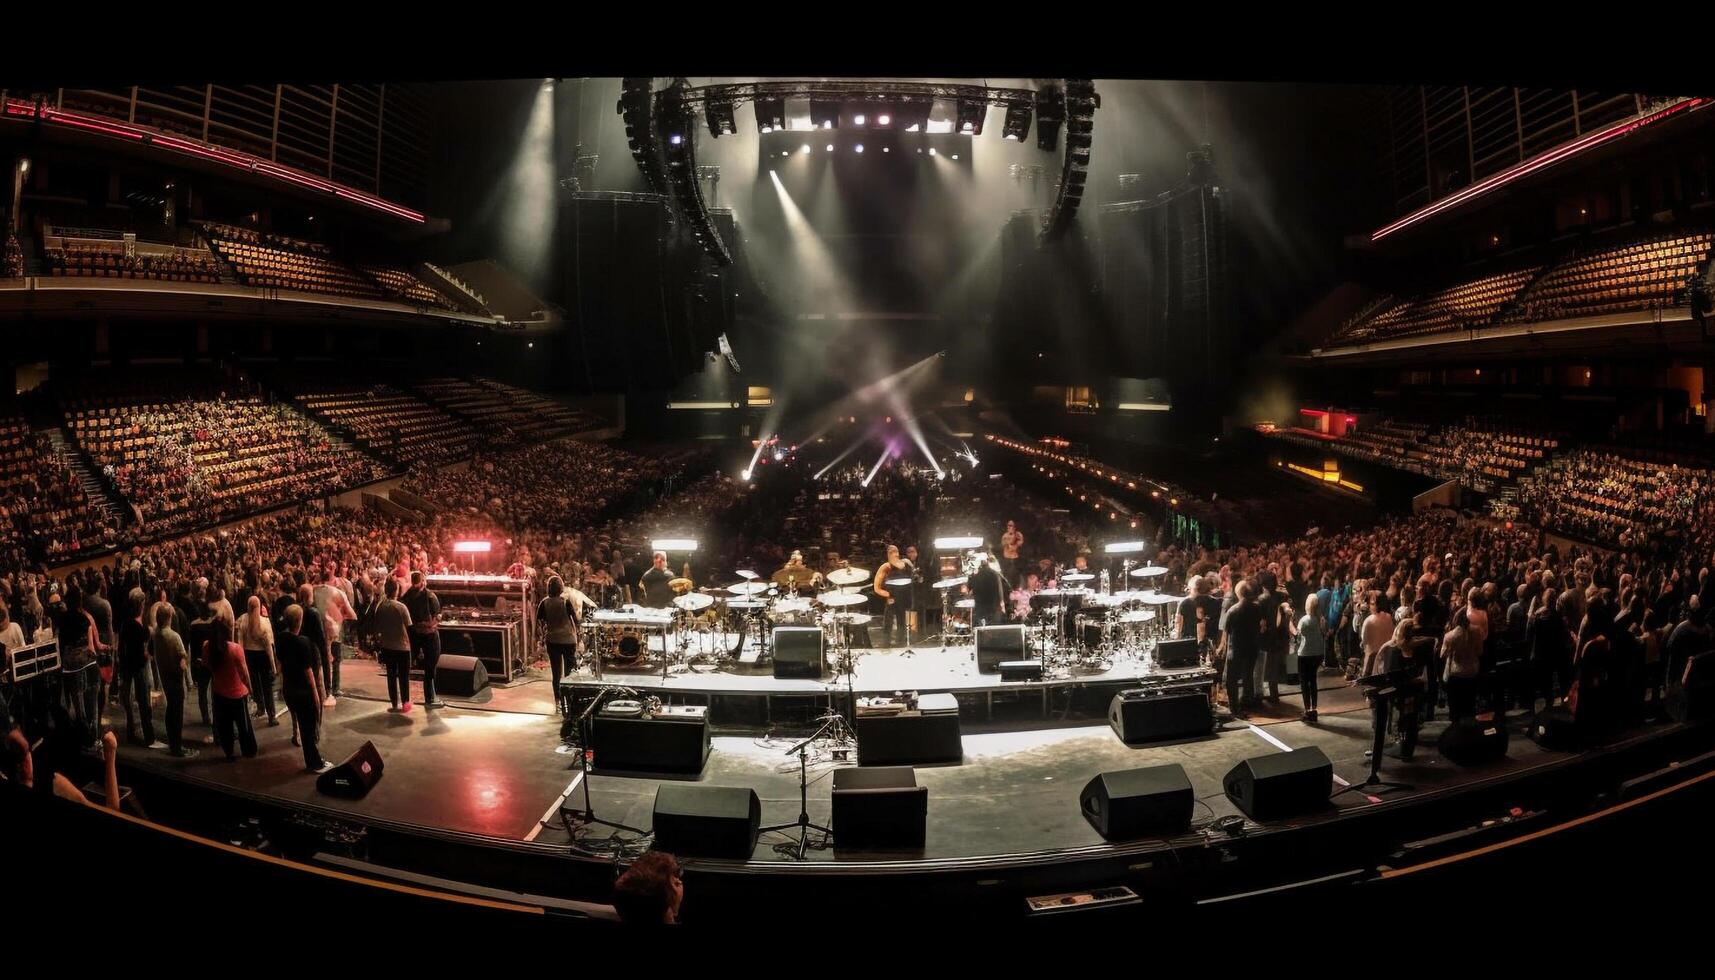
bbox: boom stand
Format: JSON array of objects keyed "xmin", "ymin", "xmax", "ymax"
[
  {"xmin": 760, "ymin": 716, "xmax": 840, "ymax": 860},
  {"xmin": 1332, "ymin": 686, "xmax": 1414, "ymax": 801},
  {"xmin": 561, "ymin": 688, "xmax": 649, "ymax": 841}
]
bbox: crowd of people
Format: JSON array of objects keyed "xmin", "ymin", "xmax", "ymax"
[{"xmin": 1512, "ymin": 446, "xmax": 1715, "ymax": 553}]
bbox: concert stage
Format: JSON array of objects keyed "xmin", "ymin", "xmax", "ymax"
[
  {"xmin": 107, "ymin": 657, "xmax": 1711, "ymax": 912},
  {"xmin": 561, "ymin": 641, "xmax": 1217, "ymax": 729}
]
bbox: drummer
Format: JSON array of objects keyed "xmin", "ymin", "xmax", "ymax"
[
  {"xmin": 638, "ymin": 552, "xmax": 675, "ymax": 608},
  {"xmin": 771, "ymin": 550, "xmax": 822, "ymax": 593},
  {"xmin": 873, "ymin": 545, "xmax": 914, "ymax": 645},
  {"xmin": 1010, "ymin": 572, "xmax": 1040, "ymax": 621}
]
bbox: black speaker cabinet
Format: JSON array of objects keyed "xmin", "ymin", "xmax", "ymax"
[
  {"xmin": 1108, "ymin": 690, "xmax": 1213, "ymax": 744},
  {"xmin": 651, "ymin": 784, "xmax": 761, "ymax": 859},
  {"xmin": 316, "ymin": 741, "xmax": 384, "ymax": 799},
  {"xmin": 433, "ymin": 654, "xmax": 489, "ymax": 698},
  {"xmin": 1080, "ymin": 764, "xmax": 1193, "ymax": 840},
  {"xmin": 1153, "ymin": 638, "xmax": 1201, "ymax": 668},
  {"xmin": 1223, "ymin": 746, "xmax": 1332, "ymax": 821},
  {"xmin": 1668, "ymin": 651, "xmax": 1715, "ymax": 722},
  {"xmin": 976, "ymin": 624, "xmax": 1026, "ymax": 673},
  {"xmin": 772, "ymin": 626, "xmax": 826, "ymax": 679},
  {"xmin": 831, "ymin": 766, "xmax": 928, "ymax": 849},
  {"xmin": 999, "ymin": 660, "xmax": 1044, "ymax": 682},
  {"xmin": 590, "ymin": 713, "xmax": 711, "ymax": 776},
  {"xmin": 1530, "ymin": 705, "xmax": 1581, "ymax": 750},
  {"xmin": 1437, "ymin": 712, "xmax": 1509, "ymax": 765}
]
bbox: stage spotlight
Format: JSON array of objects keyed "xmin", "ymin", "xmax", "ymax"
[
  {"xmin": 854, "ymin": 113, "xmax": 866, "ymax": 126},
  {"xmin": 882, "ymin": 146, "xmax": 890, "ymax": 153},
  {"xmin": 826, "ymin": 143, "xmax": 834, "ymax": 151},
  {"xmin": 782, "ymin": 151, "xmax": 789, "ymax": 157},
  {"xmin": 1002, "ymin": 101, "xmax": 1033, "ymax": 141},
  {"xmin": 668, "ymin": 133, "xmax": 683, "ymax": 146},
  {"xmin": 800, "ymin": 144, "xmax": 811, "ymax": 154},
  {"xmin": 928, "ymin": 147, "xmax": 937, "ymax": 156},
  {"xmin": 855, "ymin": 143, "xmax": 864, "ymax": 153},
  {"xmin": 951, "ymin": 154, "xmax": 959, "ymax": 160},
  {"xmin": 811, "ymin": 100, "xmax": 839, "ymax": 130},
  {"xmin": 755, "ymin": 98, "xmax": 786, "ymax": 134},
  {"xmin": 897, "ymin": 100, "xmax": 931, "ymax": 133},
  {"xmin": 878, "ymin": 113, "xmax": 891, "ymax": 126},
  {"xmin": 706, "ymin": 101, "xmax": 737, "ymax": 138},
  {"xmin": 956, "ymin": 99, "xmax": 984, "ymax": 135}
]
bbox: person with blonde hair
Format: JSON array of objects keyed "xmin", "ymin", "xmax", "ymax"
[
  {"xmin": 1293, "ymin": 592, "xmax": 1327, "ymax": 723},
  {"xmin": 238, "ymin": 595, "xmax": 278, "ymax": 726}
]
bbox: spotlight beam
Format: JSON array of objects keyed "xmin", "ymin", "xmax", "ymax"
[
  {"xmin": 861, "ymin": 446, "xmax": 892, "ymax": 487},
  {"xmin": 813, "ymin": 435, "xmax": 868, "ymax": 479}
]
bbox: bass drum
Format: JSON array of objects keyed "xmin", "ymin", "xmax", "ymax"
[{"xmin": 604, "ymin": 629, "xmax": 647, "ymax": 668}]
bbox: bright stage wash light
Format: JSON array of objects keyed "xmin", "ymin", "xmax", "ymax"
[
  {"xmin": 934, "ymin": 536, "xmax": 984, "ymax": 550},
  {"xmin": 652, "ymin": 538, "xmax": 699, "ymax": 552},
  {"xmin": 452, "ymin": 540, "xmax": 493, "ymax": 553},
  {"xmin": 854, "ymin": 114, "xmax": 866, "ymax": 126},
  {"xmin": 706, "ymin": 101, "xmax": 737, "ymax": 137},
  {"xmin": 956, "ymin": 99, "xmax": 984, "ymax": 135},
  {"xmin": 755, "ymin": 98, "xmax": 785, "ymax": 134},
  {"xmin": 1104, "ymin": 541, "xmax": 1146, "ymax": 554},
  {"xmin": 855, "ymin": 143, "xmax": 864, "ymax": 153},
  {"xmin": 1002, "ymin": 101, "xmax": 1033, "ymax": 141},
  {"xmin": 811, "ymin": 100, "xmax": 839, "ymax": 130}
]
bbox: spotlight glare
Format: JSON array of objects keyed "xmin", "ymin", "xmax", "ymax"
[
  {"xmin": 882, "ymin": 147, "xmax": 889, "ymax": 153},
  {"xmin": 826, "ymin": 143, "xmax": 834, "ymax": 151},
  {"xmin": 782, "ymin": 150, "xmax": 789, "ymax": 156},
  {"xmin": 906, "ymin": 124, "xmax": 920, "ymax": 132},
  {"xmin": 951, "ymin": 153, "xmax": 959, "ymax": 160},
  {"xmin": 668, "ymin": 134, "xmax": 683, "ymax": 145},
  {"xmin": 855, "ymin": 143, "xmax": 864, "ymax": 153},
  {"xmin": 928, "ymin": 148, "xmax": 937, "ymax": 156},
  {"xmin": 854, "ymin": 114, "xmax": 866, "ymax": 125},
  {"xmin": 878, "ymin": 114, "xmax": 891, "ymax": 125},
  {"xmin": 800, "ymin": 144, "xmax": 811, "ymax": 154}
]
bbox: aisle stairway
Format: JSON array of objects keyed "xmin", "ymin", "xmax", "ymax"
[{"xmin": 42, "ymin": 426, "xmax": 131, "ymax": 527}]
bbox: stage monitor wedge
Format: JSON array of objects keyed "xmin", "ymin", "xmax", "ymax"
[
  {"xmin": 1222, "ymin": 747, "xmax": 1332, "ymax": 821},
  {"xmin": 652, "ymin": 785, "xmax": 760, "ymax": 859},
  {"xmin": 1080, "ymin": 764, "xmax": 1193, "ymax": 840}
]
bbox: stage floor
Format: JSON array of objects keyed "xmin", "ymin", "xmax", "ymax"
[{"xmin": 109, "ymin": 664, "xmax": 1648, "ymax": 865}]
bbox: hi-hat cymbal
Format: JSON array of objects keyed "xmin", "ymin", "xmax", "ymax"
[
  {"xmin": 1130, "ymin": 565, "xmax": 1169, "ymax": 578},
  {"xmin": 669, "ymin": 577, "xmax": 694, "ymax": 594},
  {"xmin": 735, "ymin": 569, "xmax": 759, "ymax": 580},
  {"xmin": 1118, "ymin": 609, "xmax": 1156, "ymax": 623},
  {"xmin": 832, "ymin": 612, "xmax": 873, "ymax": 625},
  {"xmin": 727, "ymin": 581, "xmax": 770, "ymax": 595},
  {"xmin": 673, "ymin": 593, "xmax": 714, "ymax": 611},
  {"xmin": 773, "ymin": 598, "xmax": 813, "ymax": 614},
  {"xmin": 885, "ymin": 577, "xmax": 914, "ymax": 587},
  {"xmin": 726, "ymin": 598, "xmax": 767, "ymax": 610},
  {"xmin": 1061, "ymin": 572, "xmax": 1095, "ymax": 582},
  {"xmin": 817, "ymin": 591, "xmax": 869, "ymax": 607},
  {"xmin": 827, "ymin": 567, "xmax": 871, "ymax": 586},
  {"xmin": 954, "ymin": 598, "xmax": 976, "ymax": 609},
  {"xmin": 932, "ymin": 576, "xmax": 968, "ymax": 589}
]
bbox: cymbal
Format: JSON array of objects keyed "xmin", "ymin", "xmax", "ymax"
[
  {"xmin": 773, "ymin": 598, "xmax": 813, "ymax": 614},
  {"xmin": 932, "ymin": 576, "xmax": 968, "ymax": 589},
  {"xmin": 827, "ymin": 567, "xmax": 870, "ymax": 586},
  {"xmin": 831, "ymin": 612, "xmax": 873, "ymax": 625},
  {"xmin": 954, "ymin": 598, "xmax": 975, "ymax": 609},
  {"xmin": 1130, "ymin": 565, "xmax": 1169, "ymax": 578},
  {"xmin": 669, "ymin": 577, "xmax": 694, "ymax": 593},
  {"xmin": 817, "ymin": 591, "xmax": 869, "ymax": 607},
  {"xmin": 673, "ymin": 593, "xmax": 714, "ymax": 611},
  {"xmin": 1061, "ymin": 572, "xmax": 1095, "ymax": 582},
  {"xmin": 885, "ymin": 577, "xmax": 915, "ymax": 587},
  {"xmin": 726, "ymin": 598, "xmax": 768, "ymax": 610},
  {"xmin": 1118, "ymin": 610, "xmax": 1156, "ymax": 623},
  {"xmin": 727, "ymin": 581, "xmax": 770, "ymax": 595},
  {"xmin": 735, "ymin": 569, "xmax": 759, "ymax": 580}
]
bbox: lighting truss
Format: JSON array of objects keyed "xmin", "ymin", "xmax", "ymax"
[
  {"xmin": 706, "ymin": 100, "xmax": 737, "ymax": 137},
  {"xmin": 955, "ymin": 99, "xmax": 985, "ymax": 135},
  {"xmin": 754, "ymin": 97, "xmax": 785, "ymax": 133},
  {"xmin": 1002, "ymin": 101, "xmax": 1033, "ymax": 141}
]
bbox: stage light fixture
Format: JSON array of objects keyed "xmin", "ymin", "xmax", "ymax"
[
  {"xmin": 854, "ymin": 113, "xmax": 866, "ymax": 126},
  {"xmin": 652, "ymin": 538, "xmax": 699, "ymax": 552},
  {"xmin": 951, "ymin": 153, "xmax": 959, "ymax": 160},
  {"xmin": 826, "ymin": 143, "xmax": 834, "ymax": 151},
  {"xmin": 1002, "ymin": 101, "xmax": 1033, "ymax": 141},
  {"xmin": 811, "ymin": 100, "xmax": 839, "ymax": 130},
  {"xmin": 956, "ymin": 99, "xmax": 984, "ymax": 135},
  {"xmin": 1104, "ymin": 541, "xmax": 1146, "ymax": 554},
  {"xmin": 934, "ymin": 536, "xmax": 984, "ymax": 550},
  {"xmin": 706, "ymin": 101, "xmax": 737, "ymax": 138},
  {"xmin": 755, "ymin": 98, "xmax": 786, "ymax": 134},
  {"xmin": 800, "ymin": 144, "xmax": 811, "ymax": 154},
  {"xmin": 928, "ymin": 147, "xmax": 937, "ymax": 156},
  {"xmin": 878, "ymin": 113, "xmax": 891, "ymax": 125},
  {"xmin": 668, "ymin": 133, "xmax": 683, "ymax": 146},
  {"xmin": 855, "ymin": 143, "xmax": 864, "ymax": 153}
]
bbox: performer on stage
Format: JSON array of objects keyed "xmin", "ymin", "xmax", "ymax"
[
  {"xmin": 1000, "ymin": 520, "xmax": 1024, "ymax": 583},
  {"xmin": 772, "ymin": 550, "xmax": 822, "ymax": 593},
  {"xmin": 905, "ymin": 545, "xmax": 928, "ymax": 635},
  {"xmin": 969, "ymin": 546, "xmax": 1006, "ymax": 627},
  {"xmin": 873, "ymin": 545, "xmax": 914, "ymax": 645},
  {"xmin": 1010, "ymin": 571, "xmax": 1040, "ymax": 621},
  {"xmin": 638, "ymin": 552, "xmax": 675, "ymax": 608}
]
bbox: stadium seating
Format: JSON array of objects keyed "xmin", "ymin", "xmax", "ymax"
[
  {"xmin": 294, "ymin": 383, "xmax": 481, "ymax": 467},
  {"xmin": 1502, "ymin": 231, "xmax": 1713, "ymax": 323},
  {"xmin": 0, "ymin": 417, "xmax": 113, "ymax": 561},
  {"xmin": 200, "ymin": 222, "xmax": 385, "ymax": 300},
  {"xmin": 1264, "ymin": 416, "xmax": 1561, "ymax": 494},
  {"xmin": 359, "ymin": 265, "xmax": 459, "ymax": 310}
]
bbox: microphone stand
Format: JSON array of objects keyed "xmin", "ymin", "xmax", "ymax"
[
  {"xmin": 759, "ymin": 715, "xmax": 839, "ymax": 860},
  {"xmin": 562, "ymin": 687, "xmax": 649, "ymax": 839}
]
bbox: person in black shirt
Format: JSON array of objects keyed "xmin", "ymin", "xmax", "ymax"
[
  {"xmin": 639, "ymin": 552, "xmax": 675, "ymax": 609},
  {"xmin": 117, "ymin": 597, "xmax": 157, "ymax": 747},
  {"xmin": 1223, "ymin": 582, "xmax": 1265, "ymax": 718},
  {"xmin": 277, "ymin": 604, "xmax": 331, "ymax": 774},
  {"xmin": 969, "ymin": 549, "xmax": 1005, "ymax": 627},
  {"xmin": 402, "ymin": 571, "xmax": 444, "ymax": 708}
]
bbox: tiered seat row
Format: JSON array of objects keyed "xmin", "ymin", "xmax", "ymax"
[
  {"xmin": 476, "ymin": 379, "xmax": 605, "ymax": 437},
  {"xmin": 63, "ymin": 375, "xmax": 391, "ymax": 536},
  {"xmin": 295, "ymin": 384, "xmax": 481, "ymax": 467},
  {"xmin": 1334, "ymin": 267, "xmax": 1539, "ymax": 344},
  {"xmin": 43, "ymin": 242, "xmax": 220, "ymax": 283},
  {"xmin": 1503, "ymin": 231, "xmax": 1713, "ymax": 323},
  {"xmin": 360, "ymin": 265, "xmax": 459, "ymax": 311},
  {"xmin": 200, "ymin": 222, "xmax": 385, "ymax": 300},
  {"xmin": 1512, "ymin": 444, "xmax": 1715, "ymax": 549},
  {"xmin": 0, "ymin": 417, "xmax": 113, "ymax": 561},
  {"xmin": 1263, "ymin": 416, "xmax": 1560, "ymax": 494}
]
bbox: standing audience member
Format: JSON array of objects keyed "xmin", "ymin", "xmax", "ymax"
[
  {"xmin": 202, "ymin": 618, "xmax": 256, "ymax": 760},
  {"xmin": 116, "ymin": 598, "xmax": 160, "ymax": 748},
  {"xmin": 238, "ymin": 596, "xmax": 278, "ymax": 726},
  {"xmin": 1293, "ymin": 593, "xmax": 1326, "ymax": 723},
  {"xmin": 151, "ymin": 606, "xmax": 194, "ymax": 757},
  {"xmin": 277, "ymin": 605, "xmax": 332, "ymax": 774},
  {"xmin": 374, "ymin": 578, "xmax": 414, "ymax": 713},
  {"xmin": 612, "ymin": 851, "xmax": 684, "ymax": 926},
  {"xmin": 402, "ymin": 571, "xmax": 444, "ymax": 709}
]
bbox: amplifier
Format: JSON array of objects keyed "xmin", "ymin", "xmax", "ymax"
[
  {"xmin": 1108, "ymin": 690, "xmax": 1213, "ymax": 744},
  {"xmin": 439, "ymin": 621, "xmax": 521, "ymax": 680},
  {"xmin": 590, "ymin": 712, "xmax": 711, "ymax": 776},
  {"xmin": 999, "ymin": 660, "xmax": 1045, "ymax": 682}
]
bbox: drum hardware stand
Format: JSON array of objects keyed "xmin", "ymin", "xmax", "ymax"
[
  {"xmin": 760, "ymin": 716, "xmax": 840, "ymax": 860},
  {"xmin": 561, "ymin": 688, "xmax": 650, "ymax": 844},
  {"xmin": 1333, "ymin": 678, "xmax": 1415, "ymax": 802}
]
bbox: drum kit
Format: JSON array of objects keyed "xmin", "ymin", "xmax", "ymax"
[
  {"xmin": 1004, "ymin": 562, "xmax": 1193, "ymax": 678},
  {"xmin": 583, "ymin": 562, "xmax": 893, "ymax": 676}
]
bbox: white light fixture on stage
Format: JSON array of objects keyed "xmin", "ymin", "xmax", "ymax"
[
  {"xmin": 934, "ymin": 536, "xmax": 983, "ymax": 550},
  {"xmin": 452, "ymin": 540, "xmax": 493, "ymax": 554},
  {"xmin": 652, "ymin": 538, "xmax": 699, "ymax": 552},
  {"xmin": 1103, "ymin": 541, "xmax": 1147, "ymax": 554}
]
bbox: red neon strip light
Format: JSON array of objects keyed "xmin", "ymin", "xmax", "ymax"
[
  {"xmin": 151, "ymin": 134, "xmax": 252, "ymax": 168},
  {"xmin": 4, "ymin": 100, "xmax": 37, "ymax": 117},
  {"xmin": 1299, "ymin": 408, "xmax": 1329, "ymax": 417},
  {"xmin": 335, "ymin": 188, "xmax": 424, "ymax": 223},
  {"xmin": 1372, "ymin": 97, "xmax": 1707, "ymax": 242},
  {"xmin": 40, "ymin": 109, "xmax": 144, "ymax": 140}
]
